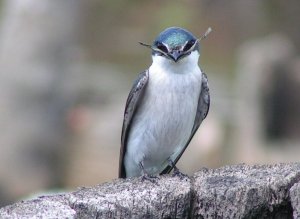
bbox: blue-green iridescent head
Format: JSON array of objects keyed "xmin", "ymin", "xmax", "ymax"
[{"xmin": 152, "ymin": 27, "xmax": 199, "ymax": 62}]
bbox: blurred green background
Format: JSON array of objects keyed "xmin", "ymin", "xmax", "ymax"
[{"xmin": 0, "ymin": 0, "xmax": 299, "ymax": 207}]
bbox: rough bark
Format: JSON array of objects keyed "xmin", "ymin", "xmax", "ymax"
[
  {"xmin": 192, "ymin": 163, "xmax": 300, "ymax": 218},
  {"xmin": 0, "ymin": 163, "xmax": 299, "ymax": 219}
]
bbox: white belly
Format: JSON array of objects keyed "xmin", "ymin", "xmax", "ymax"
[{"xmin": 124, "ymin": 53, "xmax": 202, "ymax": 177}]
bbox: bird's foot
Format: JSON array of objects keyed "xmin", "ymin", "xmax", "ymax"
[
  {"xmin": 139, "ymin": 161, "xmax": 159, "ymax": 184},
  {"xmin": 167, "ymin": 159, "xmax": 188, "ymax": 180},
  {"xmin": 141, "ymin": 174, "xmax": 159, "ymax": 185},
  {"xmin": 172, "ymin": 166, "xmax": 188, "ymax": 180}
]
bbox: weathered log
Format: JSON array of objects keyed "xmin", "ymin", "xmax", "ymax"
[{"xmin": 1, "ymin": 163, "xmax": 299, "ymax": 218}]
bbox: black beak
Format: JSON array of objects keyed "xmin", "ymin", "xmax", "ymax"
[{"xmin": 169, "ymin": 49, "xmax": 183, "ymax": 62}]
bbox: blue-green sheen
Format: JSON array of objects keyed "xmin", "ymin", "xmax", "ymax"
[{"xmin": 153, "ymin": 27, "xmax": 197, "ymax": 48}]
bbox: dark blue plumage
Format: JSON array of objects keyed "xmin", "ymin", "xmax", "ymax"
[
  {"xmin": 154, "ymin": 27, "xmax": 198, "ymax": 48},
  {"xmin": 151, "ymin": 27, "xmax": 199, "ymax": 61}
]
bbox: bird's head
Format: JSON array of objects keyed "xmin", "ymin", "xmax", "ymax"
[
  {"xmin": 152, "ymin": 27, "xmax": 199, "ymax": 62},
  {"xmin": 140, "ymin": 27, "xmax": 211, "ymax": 63}
]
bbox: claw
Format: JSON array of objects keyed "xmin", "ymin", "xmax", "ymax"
[
  {"xmin": 141, "ymin": 174, "xmax": 159, "ymax": 185},
  {"xmin": 168, "ymin": 158, "xmax": 188, "ymax": 179},
  {"xmin": 172, "ymin": 166, "xmax": 188, "ymax": 179},
  {"xmin": 139, "ymin": 161, "xmax": 159, "ymax": 185}
]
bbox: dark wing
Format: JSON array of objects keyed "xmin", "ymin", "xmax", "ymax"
[
  {"xmin": 119, "ymin": 70, "xmax": 149, "ymax": 178},
  {"xmin": 161, "ymin": 72, "xmax": 210, "ymax": 174}
]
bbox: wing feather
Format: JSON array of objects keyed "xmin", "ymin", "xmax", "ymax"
[{"xmin": 119, "ymin": 70, "xmax": 149, "ymax": 178}]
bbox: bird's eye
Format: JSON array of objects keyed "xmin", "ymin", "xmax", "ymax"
[
  {"xmin": 184, "ymin": 40, "xmax": 195, "ymax": 52},
  {"xmin": 156, "ymin": 43, "xmax": 168, "ymax": 53}
]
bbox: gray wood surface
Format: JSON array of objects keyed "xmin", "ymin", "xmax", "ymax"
[{"xmin": 1, "ymin": 163, "xmax": 299, "ymax": 218}]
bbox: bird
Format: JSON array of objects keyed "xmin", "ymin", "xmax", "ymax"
[{"xmin": 119, "ymin": 27, "xmax": 210, "ymax": 178}]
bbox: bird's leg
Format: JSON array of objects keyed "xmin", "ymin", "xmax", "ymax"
[
  {"xmin": 139, "ymin": 161, "xmax": 159, "ymax": 184},
  {"xmin": 168, "ymin": 158, "xmax": 188, "ymax": 179}
]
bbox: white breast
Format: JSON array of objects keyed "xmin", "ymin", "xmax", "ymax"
[{"xmin": 125, "ymin": 51, "xmax": 202, "ymax": 177}]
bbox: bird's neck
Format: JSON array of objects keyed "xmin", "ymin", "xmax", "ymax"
[{"xmin": 150, "ymin": 51, "xmax": 200, "ymax": 75}]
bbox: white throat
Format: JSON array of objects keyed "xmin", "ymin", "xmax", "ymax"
[{"xmin": 150, "ymin": 50, "xmax": 200, "ymax": 75}]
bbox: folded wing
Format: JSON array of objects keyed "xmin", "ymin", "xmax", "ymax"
[{"xmin": 119, "ymin": 70, "xmax": 149, "ymax": 178}]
